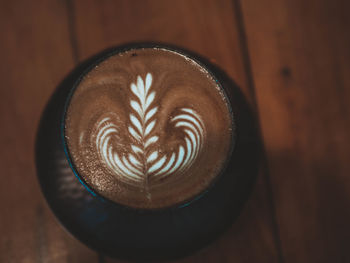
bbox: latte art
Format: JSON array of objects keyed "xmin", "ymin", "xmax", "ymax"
[
  {"xmin": 65, "ymin": 48, "xmax": 233, "ymax": 209},
  {"xmin": 95, "ymin": 73, "xmax": 205, "ymax": 184}
]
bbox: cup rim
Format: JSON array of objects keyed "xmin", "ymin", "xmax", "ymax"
[{"xmin": 60, "ymin": 42, "xmax": 237, "ymax": 211}]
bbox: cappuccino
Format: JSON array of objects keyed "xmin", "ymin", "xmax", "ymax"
[{"xmin": 64, "ymin": 48, "xmax": 233, "ymax": 209}]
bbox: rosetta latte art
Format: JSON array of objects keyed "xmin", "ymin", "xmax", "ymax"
[
  {"xmin": 65, "ymin": 48, "xmax": 233, "ymax": 208},
  {"xmin": 94, "ymin": 73, "xmax": 205, "ymax": 182}
]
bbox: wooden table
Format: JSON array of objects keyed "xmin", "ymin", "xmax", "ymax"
[{"xmin": 1, "ymin": 0, "xmax": 349, "ymax": 262}]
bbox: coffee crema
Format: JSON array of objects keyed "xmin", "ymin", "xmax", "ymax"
[{"xmin": 64, "ymin": 48, "xmax": 234, "ymax": 209}]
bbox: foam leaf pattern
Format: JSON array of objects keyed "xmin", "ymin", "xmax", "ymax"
[{"xmin": 94, "ymin": 73, "xmax": 205, "ymax": 183}]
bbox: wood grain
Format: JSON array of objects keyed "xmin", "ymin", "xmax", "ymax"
[
  {"xmin": 4, "ymin": 0, "xmax": 348, "ymax": 262},
  {"xmin": 241, "ymin": 0, "xmax": 350, "ymax": 262},
  {"xmin": 0, "ymin": 0, "xmax": 98, "ymax": 262},
  {"xmin": 70, "ymin": 0, "xmax": 281, "ymax": 262}
]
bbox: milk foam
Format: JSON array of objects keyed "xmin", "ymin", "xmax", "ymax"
[
  {"xmin": 65, "ymin": 48, "xmax": 233, "ymax": 209},
  {"xmin": 93, "ymin": 73, "xmax": 205, "ymax": 184}
]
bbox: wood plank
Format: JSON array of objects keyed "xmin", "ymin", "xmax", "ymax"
[
  {"xmin": 71, "ymin": 0, "xmax": 281, "ymax": 262},
  {"xmin": 0, "ymin": 0, "xmax": 98, "ymax": 262},
  {"xmin": 241, "ymin": 0, "xmax": 350, "ymax": 262}
]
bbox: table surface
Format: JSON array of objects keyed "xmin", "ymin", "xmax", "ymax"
[{"xmin": 1, "ymin": 0, "xmax": 349, "ymax": 262}]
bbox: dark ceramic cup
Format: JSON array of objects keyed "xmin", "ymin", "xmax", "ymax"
[{"xmin": 36, "ymin": 43, "xmax": 259, "ymax": 261}]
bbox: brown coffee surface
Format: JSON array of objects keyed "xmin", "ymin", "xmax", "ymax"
[{"xmin": 65, "ymin": 48, "xmax": 233, "ymax": 209}]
